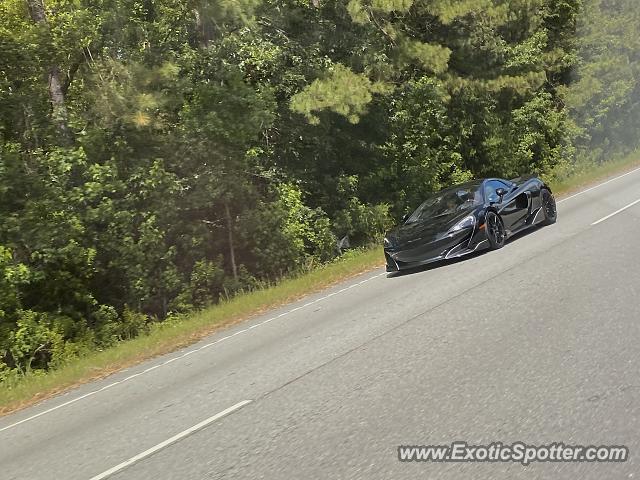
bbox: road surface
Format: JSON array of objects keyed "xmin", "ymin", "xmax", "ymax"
[{"xmin": 2, "ymin": 168, "xmax": 640, "ymax": 479}]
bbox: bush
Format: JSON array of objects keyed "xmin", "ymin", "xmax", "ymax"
[
  {"xmin": 333, "ymin": 199, "xmax": 393, "ymax": 245},
  {"xmin": 240, "ymin": 183, "xmax": 336, "ymax": 279}
]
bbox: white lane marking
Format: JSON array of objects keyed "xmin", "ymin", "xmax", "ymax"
[
  {"xmin": 88, "ymin": 400, "xmax": 251, "ymax": 480},
  {"xmin": 591, "ymin": 198, "xmax": 640, "ymax": 225},
  {"xmin": 5, "ymin": 164, "xmax": 638, "ymax": 431},
  {"xmin": 3, "ymin": 167, "xmax": 637, "ymax": 431},
  {"xmin": 557, "ymin": 165, "xmax": 640, "ymax": 204},
  {"xmin": 4, "ymin": 167, "xmax": 639, "ymax": 431},
  {"xmin": 0, "ymin": 271, "xmax": 386, "ymax": 432}
]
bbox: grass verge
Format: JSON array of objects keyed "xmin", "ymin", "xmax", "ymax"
[
  {"xmin": 0, "ymin": 248, "xmax": 383, "ymax": 415},
  {"xmin": 1, "ymin": 153, "xmax": 640, "ymax": 416},
  {"xmin": 548, "ymin": 150, "xmax": 640, "ymax": 195}
]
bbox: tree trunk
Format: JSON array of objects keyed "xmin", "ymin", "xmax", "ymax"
[
  {"xmin": 224, "ymin": 201, "xmax": 238, "ymax": 281},
  {"xmin": 25, "ymin": 0, "xmax": 74, "ymax": 146},
  {"xmin": 193, "ymin": 8, "xmax": 213, "ymax": 48}
]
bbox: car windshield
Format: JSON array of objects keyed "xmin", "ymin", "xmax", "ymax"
[{"xmin": 405, "ymin": 184, "xmax": 483, "ymax": 223}]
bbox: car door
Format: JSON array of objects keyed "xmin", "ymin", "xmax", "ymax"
[{"xmin": 485, "ymin": 179, "xmax": 530, "ymax": 232}]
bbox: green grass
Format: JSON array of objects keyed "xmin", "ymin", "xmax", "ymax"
[
  {"xmin": 2, "ymin": 153, "xmax": 640, "ymax": 415},
  {"xmin": 0, "ymin": 247, "xmax": 383, "ymax": 414},
  {"xmin": 547, "ymin": 150, "xmax": 640, "ymax": 195}
]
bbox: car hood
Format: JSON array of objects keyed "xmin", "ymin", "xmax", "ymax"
[{"xmin": 387, "ymin": 208, "xmax": 475, "ymax": 247}]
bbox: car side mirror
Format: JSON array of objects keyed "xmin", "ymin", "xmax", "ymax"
[
  {"xmin": 495, "ymin": 187, "xmax": 507, "ymax": 197},
  {"xmin": 402, "ymin": 213, "xmax": 410, "ymax": 223},
  {"xmin": 494, "ymin": 188, "xmax": 507, "ymax": 203}
]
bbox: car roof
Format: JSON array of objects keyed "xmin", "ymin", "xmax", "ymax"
[
  {"xmin": 438, "ymin": 179, "xmax": 484, "ymax": 193},
  {"xmin": 435, "ymin": 178, "xmax": 516, "ymax": 197}
]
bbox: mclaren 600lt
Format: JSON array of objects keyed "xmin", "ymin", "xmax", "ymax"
[{"xmin": 383, "ymin": 176, "xmax": 557, "ymax": 272}]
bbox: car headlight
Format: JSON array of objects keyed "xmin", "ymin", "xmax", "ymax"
[{"xmin": 449, "ymin": 215, "xmax": 476, "ymax": 233}]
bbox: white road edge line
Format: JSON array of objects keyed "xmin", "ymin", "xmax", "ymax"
[
  {"xmin": 0, "ymin": 272, "xmax": 386, "ymax": 433},
  {"xmin": 88, "ymin": 400, "xmax": 252, "ymax": 480},
  {"xmin": 557, "ymin": 165, "xmax": 640, "ymax": 204},
  {"xmin": 3, "ymin": 166, "xmax": 640, "ymax": 432},
  {"xmin": 591, "ymin": 198, "xmax": 640, "ymax": 226}
]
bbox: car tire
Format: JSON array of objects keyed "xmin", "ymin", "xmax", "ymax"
[
  {"xmin": 486, "ymin": 211, "xmax": 506, "ymax": 250},
  {"xmin": 541, "ymin": 188, "xmax": 557, "ymax": 225}
]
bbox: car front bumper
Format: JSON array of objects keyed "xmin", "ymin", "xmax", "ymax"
[{"xmin": 384, "ymin": 226, "xmax": 490, "ymax": 272}]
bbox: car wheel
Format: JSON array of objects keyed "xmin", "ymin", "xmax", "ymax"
[
  {"xmin": 541, "ymin": 188, "xmax": 557, "ymax": 225},
  {"xmin": 486, "ymin": 211, "xmax": 506, "ymax": 250}
]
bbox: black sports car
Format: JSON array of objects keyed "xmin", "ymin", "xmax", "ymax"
[{"xmin": 384, "ymin": 176, "xmax": 557, "ymax": 272}]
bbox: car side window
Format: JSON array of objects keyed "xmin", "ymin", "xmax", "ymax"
[{"xmin": 484, "ymin": 180, "xmax": 511, "ymax": 203}]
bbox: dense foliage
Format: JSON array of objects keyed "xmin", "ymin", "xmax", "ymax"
[{"xmin": 1, "ymin": 0, "xmax": 639, "ymax": 378}]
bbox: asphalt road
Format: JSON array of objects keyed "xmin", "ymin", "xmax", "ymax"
[{"xmin": 2, "ymin": 168, "xmax": 640, "ymax": 480}]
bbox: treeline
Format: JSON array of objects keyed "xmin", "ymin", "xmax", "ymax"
[{"xmin": 1, "ymin": 0, "xmax": 639, "ymax": 378}]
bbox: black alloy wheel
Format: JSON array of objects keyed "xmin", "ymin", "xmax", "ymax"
[
  {"xmin": 486, "ymin": 211, "xmax": 506, "ymax": 249},
  {"xmin": 541, "ymin": 188, "xmax": 557, "ymax": 225}
]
